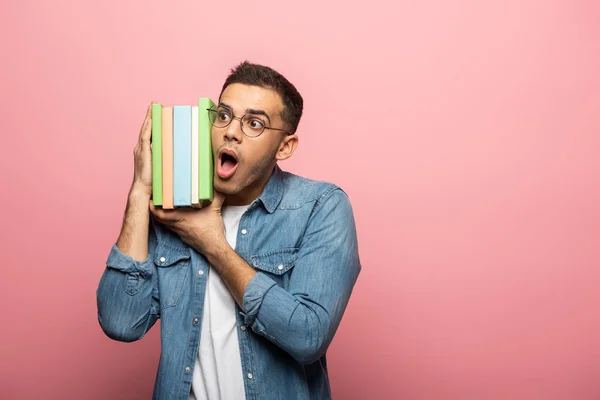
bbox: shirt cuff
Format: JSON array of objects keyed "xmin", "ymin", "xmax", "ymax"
[
  {"xmin": 242, "ymin": 272, "xmax": 277, "ymax": 326},
  {"xmin": 106, "ymin": 244, "xmax": 153, "ymax": 280}
]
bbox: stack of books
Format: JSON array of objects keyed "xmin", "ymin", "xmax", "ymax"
[{"xmin": 151, "ymin": 98, "xmax": 215, "ymax": 208}]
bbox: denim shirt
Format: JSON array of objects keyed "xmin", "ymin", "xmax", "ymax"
[{"xmin": 96, "ymin": 165, "xmax": 361, "ymax": 400}]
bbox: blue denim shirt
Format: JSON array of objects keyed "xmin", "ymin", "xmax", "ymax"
[{"xmin": 96, "ymin": 165, "xmax": 361, "ymax": 399}]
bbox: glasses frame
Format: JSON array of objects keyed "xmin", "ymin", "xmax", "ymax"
[{"xmin": 206, "ymin": 107, "xmax": 292, "ymax": 138}]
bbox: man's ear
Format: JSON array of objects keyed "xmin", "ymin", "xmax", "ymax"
[{"xmin": 275, "ymin": 134, "xmax": 299, "ymax": 161}]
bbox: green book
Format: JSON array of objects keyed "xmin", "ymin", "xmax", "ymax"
[
  {"xmin": 151, "ymin": 104, "xmax": 163, "ymax": 206},
  {"xmin": 198, "ymin": 98, "xmax": 215, "ymax": 203}
]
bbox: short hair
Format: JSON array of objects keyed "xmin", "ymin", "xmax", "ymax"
[{"xmin": 220, "ymin": 61, "xmax": 303, "ymax": 134}]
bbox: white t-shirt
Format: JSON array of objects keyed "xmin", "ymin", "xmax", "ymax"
[{"xmin": 189, "ymin": 205, "xmax": 249, "ymax": 400}]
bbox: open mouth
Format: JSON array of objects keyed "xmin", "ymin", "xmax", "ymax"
[{"xmin": 217, "ymin": 149, "xmax": 239, "ymax": 179}]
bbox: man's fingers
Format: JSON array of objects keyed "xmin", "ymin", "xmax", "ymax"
[
  {"xmin": 211, "ymin": 191, "xmax": 225, "ymax": 210},
  {"xmin": 139, "ymin": 104, "xmax": 151, "ymax": 134},
  {"xmin": 149, "ymin": 200, "xmax": 186, "ymax": 224},
  {"xmin": 149, "ymin": 200, "xmax": 169, "ymax": 220},
  {"xmin": 140, "ymin": 103, "xmax": 154, "ymax": 149},
  {"xmin": 149, "ymin": 201, "xmax": 160, "ymax": 218}
]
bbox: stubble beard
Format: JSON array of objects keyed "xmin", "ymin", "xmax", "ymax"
[{"xmin": 214, "ymin": 145, "xmax": 278, "ymax": 196}]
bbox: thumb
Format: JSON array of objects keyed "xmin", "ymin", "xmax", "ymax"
[{"xmin": 211, "ymin": 191, "xmax": 225, "ymax": 210}]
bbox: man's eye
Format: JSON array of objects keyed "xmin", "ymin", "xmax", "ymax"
[
  {"xmin": 218, "ymin": 112, "xmax": 231, "ymax": 121},
  {"xmin": 248, "ymin": 119, "xmax": 264, "ymax": 129}
]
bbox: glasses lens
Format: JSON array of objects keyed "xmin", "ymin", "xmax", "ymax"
[
  {"xmin": 241, "ymin": 115, "xmax": 265, "ymax": 137},
  {"xmin": 209, "ymin": 107, "xmax": 231, "ymax": 128}
]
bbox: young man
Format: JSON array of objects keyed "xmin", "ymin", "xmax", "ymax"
[{"xmin": 97, "ymin": 62, "xmax": 361, "ymax": 400}]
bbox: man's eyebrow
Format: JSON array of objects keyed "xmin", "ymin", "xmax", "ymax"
[
  {"xmin": 246, "ymin": 108, "xmax": 271, "ymax": 123},
  {"xmin": 218, "ymin": 102, "xmax": 272, "ymax": 123},
  {"xmin": 218, "ymin": 103, "xmax": 233, "ymax": 112}
]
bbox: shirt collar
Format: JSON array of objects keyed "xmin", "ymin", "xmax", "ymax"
[{"xmin": 256, "ymin": 164, "xmax": 284, "ymax": 213}]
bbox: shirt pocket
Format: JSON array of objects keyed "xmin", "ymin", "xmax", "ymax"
[
  {"xmin": 250, "ymin": 247, "xmax": 299, "ymax": 287},
  {"xmin": 154, "ymin": 245, "xmax": 190, "ymax": 310}
]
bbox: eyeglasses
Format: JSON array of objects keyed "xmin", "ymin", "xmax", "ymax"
[{"xmin": 207, "ymin": 106, "xmax": 291, "ymax": 138}]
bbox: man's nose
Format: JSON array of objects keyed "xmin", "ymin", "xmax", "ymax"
[{"xmin": 224, "ymin": 117, "xmax": 243, "ymax": 143}]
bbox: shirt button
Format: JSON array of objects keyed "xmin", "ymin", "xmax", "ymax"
[
  {"xmin": 159, "ymin": 257, "xmax": 166, "ymax": 263},
  {"xmin": 198, "ymin": 270, "xmax": 204, "ymax": 276},
  {"xmin": 278, "ymin": 264, "xmax": 284, "ymax": 271},
  {"xmin": 240, "ymin": 325, "xmax": 246, "ymax": 331},
  {"xmin": 185, "ymin": 366, "xmax": 191, "ymax": 373},
  {"xmin": 241, "ymin": 229, "xmax": 247, "ymax": 235},
  {"xmin": 247, "ymin": 373, "xmax": 253, "ymax": 379},
  {"xmin": 193, "ymin": 318, "xmax": 199, "ymax": 325}
]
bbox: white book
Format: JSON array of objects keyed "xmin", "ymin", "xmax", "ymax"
[{"xmin": 191, "ymin": 106, "xmax": 199, "ymax": 204}]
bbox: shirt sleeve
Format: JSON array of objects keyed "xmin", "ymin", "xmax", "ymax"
[
  {"xmin": 96, "ymin": 220, "xmax": 160, "ymax": 342},
  {"xmin": 242, "ymin": 188, "xmax": 362, "ymax": 365}
]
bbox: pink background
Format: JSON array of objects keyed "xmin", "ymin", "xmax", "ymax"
[{"xmin": 1, "ymin": 0, "xmax": 599, "ymax": 398}]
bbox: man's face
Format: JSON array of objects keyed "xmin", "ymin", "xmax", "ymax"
[{"xmin": 211, "ymin": 83, "xmax": 288, "ymax": 205}]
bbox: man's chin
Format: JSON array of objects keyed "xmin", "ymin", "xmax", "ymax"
[{"xmin": 213, "ymin": 179, "xmax": 239, "ymax": 196}]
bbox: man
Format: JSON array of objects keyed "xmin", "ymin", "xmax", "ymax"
[{"xmin": 97, "ymin": 61, "xmax": 361, "ymax": 399}]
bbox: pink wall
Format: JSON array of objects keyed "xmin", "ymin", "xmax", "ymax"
[{"xmin": 1, "ymin": 0, "xmax": 599, "ymax": 398}]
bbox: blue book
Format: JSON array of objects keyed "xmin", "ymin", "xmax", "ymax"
[{"xmin": 173, "ymin": 105, "xmax": 192, "ymax": 206}]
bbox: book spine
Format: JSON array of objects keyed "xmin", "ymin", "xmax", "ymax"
[
  {"xmin": 161, "ymin": 106, "xmax": 174, "ymax": 209},
  {"xmin": 173, "ymin": 105, "xmax": 192, "ymax": 207},
  {"xmin": 198, "ymin": 98, "xmax": 215, "ymax": 203},
  {"xmin": 151, "ymin": 104, "xmax": 163, "ymax": 206},
  {"xmin": 191, "ymin": 106, "xmax": 199, "ymax": 205}
]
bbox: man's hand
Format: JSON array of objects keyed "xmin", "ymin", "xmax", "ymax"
[
  {"xmin": 149, "ymin": 192, "xmax": 228, "ymax": 256},
  {"xmin": 151, "ymin": 191, "xmax": 257, "ymax": 308},
  {"xmin": 131, "ymin": 103, "xmax": 154, "ymax": 197},
  {"xmin": 116, "ymin": 103, "xmax": 155, "ymax": 261}
]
